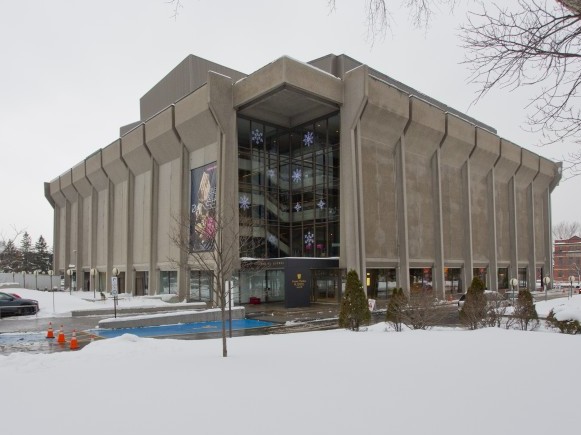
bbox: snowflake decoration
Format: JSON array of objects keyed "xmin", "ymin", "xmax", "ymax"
[
  {"xmin": 304, "ymin": 231, "xmax": 315, "ymax": 247},
  {"xmin": 294, "ymin": 202, "xmax": 302, "ymax": 212},
  {"xmin": 303, "ymin": 131, "xmax": 314, "ymax": 147},
  {"xmin": 317, "ymin": 199, "xmax": 326, "ymax": 210},
  {"xmin": 292, "ymin": 168, "xmax": 302, "ymax": 183},
  {"xmin": 267, "ymin": 234, "xmax": 278, "ymax": 246},
  {"xmin": 329, "ymin": 207, "xmax": 337, "ymax": 216},
  {"xmin": 191, "ymin": 203, "xmax": 198, "ymax": 214},
  {"xmin": 267, "ymin": 168, "xmax": 276, "ymax": 179},
  {"xmin": 239, "ymin": 195, "xmax": 251, "ymax": 210},
  {"xmin": 251, "ymin": 129, "xmax": 263, "ymax": 144},
  {"xmin": 204, "ymin": 187, "xmax": 216, "ymax": 209}
]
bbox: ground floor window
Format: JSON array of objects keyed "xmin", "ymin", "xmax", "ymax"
[
  {"xmin": 518, "ymin": 268, "xmax": 527, "ymax": 289},
  {"xmin": 366, "ymin": 269, "xmax": 396, "ymax": 299},
  {"xmin": 239, "ymin": 269, "xmax": 284, "ymax": 304},
  {"xmin": 190, "ymin": 270, "xmax": 213, "ymax": 302},
  {"xmin": 473, "ymin": 267, "xmax": 487, "ymax": 288},
  {"xmin": 410, "ymin": 268, "xmax": 432, "ymax": 292},
  {"xmin": 498, "ymin": 268, "xmax": 509, "ymax": 290},
  {"xmin": 444, "ymin": 267, "xmax": 462, "ymax": 294},
  {"xmin": 160, "ymin": 270, "xmax": 177, "ymax": 294}
]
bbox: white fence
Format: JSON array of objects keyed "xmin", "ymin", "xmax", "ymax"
[{"xmin": 0, "ymin": 272, "xmax": 62, "ymax": 290}]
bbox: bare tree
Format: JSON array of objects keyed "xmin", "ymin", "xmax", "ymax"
[
  {"xmin": 166, "ymin": 0, "xmax": 183, "ymax": 20},
  {"xmin": 402, "ymin": 290, "xmax": 448, "ymax": 329},
  {"xmin": 328, "ymin": 0, "xmax": 458, "ymax": 43},
  {"xmin": 553, "ymin": 220, "xmax": 581, "ymax": 239},
  {"xmin": 171, "ymin": 205, "xmax": 262, "ymax": 357},
  {"xmin": 461, "ymin": 1, "xmax": 581, "ymax": 175}
]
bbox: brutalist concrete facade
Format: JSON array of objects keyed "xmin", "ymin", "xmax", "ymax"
[{"xmin": 45, "ymin": 54, "xmax": 561, "ymax": 302}]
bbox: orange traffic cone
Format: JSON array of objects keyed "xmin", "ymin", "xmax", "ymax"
[
  {"xmin": 70, "ymin": 330, "xmax": 79, "ymax": 350},
  {"xmin": 46, "ymin": 322, "xmax": 54, "ymax": 339},
  {"xmin": 57, "ymin": 325, "xmax": 66, "ymax": 344}
]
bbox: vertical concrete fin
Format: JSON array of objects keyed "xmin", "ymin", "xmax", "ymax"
[{"xmin": 488, "ymin": 168, "xmax": 498, "ymax": 290}]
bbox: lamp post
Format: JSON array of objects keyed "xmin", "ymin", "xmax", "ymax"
[
  {"xmin": 510, "ymin": 278, "xmax": 518, "ymax": 305},
  {"xmin": 569, "ymin": 275, "xmax": 575, "ymax": 299},
  {"xmin": 48, "ymin": 270, "xmax": 55, "ymax": 312},
  {"xmin": 21, "ymin": 271, "xmax": 26, "ymax": 289},
  {"xmin": 543, "ymin": 276, "xmax": 551, "ymax": 302},
  {"xmin": 66, "ymin": 268, "xmax": 74, "ymax": 295},
  {"xmin": 112, "ymin": 267, "xmax": 120, "ymax": 318}
]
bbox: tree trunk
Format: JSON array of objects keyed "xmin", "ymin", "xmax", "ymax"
[{"xmin": 221, "ymin": 304, "xmax": 228, "ymax": 357}]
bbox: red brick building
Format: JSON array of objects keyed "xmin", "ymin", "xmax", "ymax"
[{"xmin": 553, "ymin": 236, "xmax": 581, "ymax": 283}]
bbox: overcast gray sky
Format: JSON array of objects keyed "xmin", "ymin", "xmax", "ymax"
[{"xmin": 0, "ymin": 0, "xmax": 578, "ymax": 246}]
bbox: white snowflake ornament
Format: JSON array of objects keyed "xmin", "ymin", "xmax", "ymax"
[
  {"xmin": 292, "ymin": 168, "xmax": 302, "ymax": 183},
  {"xmin": 251, "ymin": 129, "xmax": 263, "ymax": 144},
  {"xmin": 239, "ymin": 195, "xmax": 251, "ymax": 210},
  {"xmin": 294, "ymin": 202, "xmax": 302, "ymax": 212},
  {"xmin": 303, "ymin": 131, "xmax": 314, "ymax": 147},
  {"xmin": 304, "ymin": 231, "xmax": 315, "ymax": 247}
]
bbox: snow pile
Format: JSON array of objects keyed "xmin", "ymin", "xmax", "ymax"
[
  {"xmin": 1, "ymin": 327, "xmax": 580, "ymax": 435},
  {"xmin": 535, "ymin": 294, "xmax": 581, "ymax": 322},
  {"xmin": 0, "ymin": 288, "xmax": 174, "ymax": 318}
]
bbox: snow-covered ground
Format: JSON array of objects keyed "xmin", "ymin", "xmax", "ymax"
[
  {"xmin": 1, "ymin": 291, "xmax": 581, "ymax": 434},
  {"xmin": 1, "ymin": 287, "xmax": 177, "ymax": 318}
]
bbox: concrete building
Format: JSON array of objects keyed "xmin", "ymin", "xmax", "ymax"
[{"xmin": 45, "ymin": 54, "xmax": 562, "ymax": 307}]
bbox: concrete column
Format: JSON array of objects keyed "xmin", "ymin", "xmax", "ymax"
[
  {"xmin": 126, "ymin": 169, "xmax": 135, "ymax": 294},
  {"xmin": 75, "ymin": 190, "xmax": 82, "ymax": 289},
  {"xmin": 508, "ymin": 176, "xmax": 518, "ymax": 283},
  {"xmin": 339, "ymin": 65, "xmax": 368, "ymax": 283},
  {"xmin": 487, "ymin": 168, "xmax": 498, "ymax": 290},
  {"xmin": 544, "ymin": 189, "xmax": 553, "ymax": 284},
  {"xmin": 527, "ymin": 182, "xmax": 537, "ymax": 290},
  {"xmin": 149, "ymin": 160, "xmax": 159, "ymax": 295},
  {"xmin": 432, "ymin": 147, "xmax": 445, "ymax": 300},
  {"xmin": 461, "ymin": 159, "xmax": 473, "ymax": 289},
  {"xmin": 90, "ymin": 188, "xmax": 98, "ymax": 292},
  {"xmin": 395, "ymin": 137, "xmax": 410, "ymax": 294},
  {"xmin": 64, "ymin": 199, "xmax": 71, "ymax": 286},
  {"xmin": 106, "ymin": 180, "xmax": 114, "ymax": 291}
]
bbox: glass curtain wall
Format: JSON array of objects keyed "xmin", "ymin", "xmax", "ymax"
[{"xmin": 238, "ymin": 114, "xmax": 340, "ymax": 259}]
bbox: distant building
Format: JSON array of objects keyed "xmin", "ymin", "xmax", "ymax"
[
  {"xmin": 45, "ymin": 54, "xmax": 562, "ymax": 306},
  {"xmin": 553, "ymin": 236, "xmax": 581, "ymax": 283}
]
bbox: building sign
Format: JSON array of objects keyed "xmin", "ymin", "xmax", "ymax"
[
  {"xmin": 291, "ymin": 273, "xmax": 307, "ymax": 289},
  {"xmin": 190, "ymin": 162, "xmax": 218, "ymax": 252}
]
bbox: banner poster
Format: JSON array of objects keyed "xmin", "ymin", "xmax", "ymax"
[{"xmin": 190, "ymin": 162, "xmax": 218, "ymax": 251}]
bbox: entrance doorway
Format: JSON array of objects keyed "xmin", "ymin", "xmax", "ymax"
[
  {"xmin": 135, "ymin": 271, "xmax": 148, "ymax": 296},
  {"xmin": 311, "ymin": 269, "xmax": 343, "ymax": 303}
]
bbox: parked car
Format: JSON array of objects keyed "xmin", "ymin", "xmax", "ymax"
[{"xmin": 0, "ymin": 291, "xmax": 39, "ymax": 317}]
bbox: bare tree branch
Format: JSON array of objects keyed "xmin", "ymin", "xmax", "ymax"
[
  {"xmin": 166, "ymin": 0, "xmax": 183, "ymax": 20},
  {"xmin": 553, "ymin": 220, "xmax": 581, "ymax": 239},
  {"xmin": 462, "ymin": 0, "xmax": 581, "ymax": 175}
]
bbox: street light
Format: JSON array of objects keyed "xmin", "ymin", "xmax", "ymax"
[
  {"xmin": 569, "ymin": 275, "xmax": 575, "ymax": 299},
  {"xmin": 510, "ymin": 278, "xmax": 518, "ymax": 305},
  {"xmin": 543, "ymin": 276, "xmax": 551, "ymax": 302},
  {"xmin": 66, "ymin": 268, "xmax": 74, "ymax": 295},
  {"xmin": 48, "ymin": 270, "xmax": 55, "ymax": 312},
  {"xmin": 111, "ymin": 267, "xmax": 120, "ymax": 318}
]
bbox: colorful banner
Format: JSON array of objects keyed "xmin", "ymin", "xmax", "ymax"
[{"xmin": 190, "ymin": 162, "xmax": 217, "ymax": 252}]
